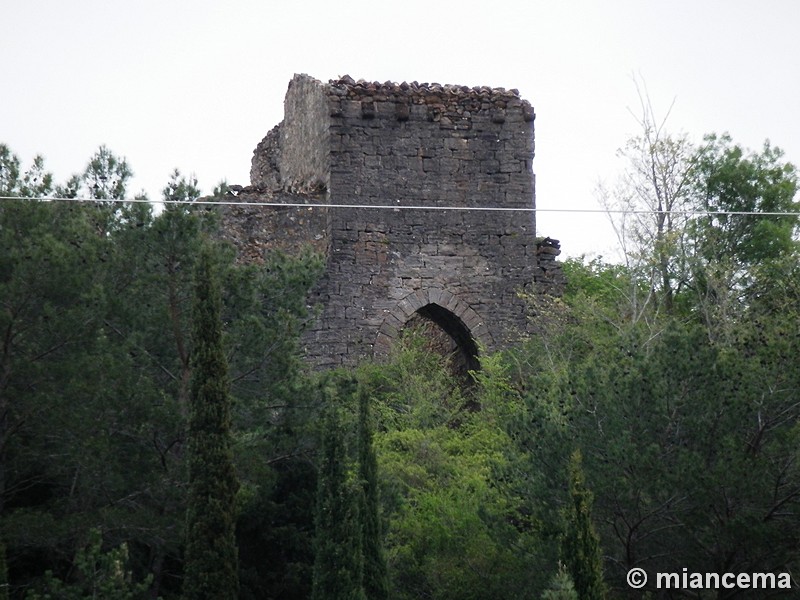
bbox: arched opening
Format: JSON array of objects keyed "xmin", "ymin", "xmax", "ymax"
[
  {"xmin": 374, "ymin": 288, "xmax": 492, "ymax": 379},
  {"xmin": 402, "ymin": 302, "xmax": 480, "ymax": 380}
]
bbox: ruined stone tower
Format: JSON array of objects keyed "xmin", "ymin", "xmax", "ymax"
[{"xmin": 221, "ymin": 74, "xmax": 562, "ymax": 369}]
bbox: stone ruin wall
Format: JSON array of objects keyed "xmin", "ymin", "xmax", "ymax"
[{"xmin": 220, "ymin": 74, "xmax": 564, "ymax": 369}]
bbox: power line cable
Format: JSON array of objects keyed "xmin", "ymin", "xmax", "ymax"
[{"xmin": 1, "ymin": 195, "xmax": 800, "ymax": 217}]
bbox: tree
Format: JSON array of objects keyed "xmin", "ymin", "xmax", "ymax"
[
  {"xmin": 19, "ymin": 156, "xmax": 54, "ymax": 198},
  {"xmin": 0, "ymin": 539, "xmax": 7, "ymax": 600},
  {"xmin": 360, "ymin": 336, "xmax": 549, "ymax": 600},
  {"xmin": 687, "ymin": 134, "xmax": 799, "ymax": 333},
  {"xmin": 357, "ymin": 384, "xmax": 389, "ymax": 600},
  {"xmin": 222, "ymin": 248, "xmax": 323, "ymax": 600},
  {"xmin": 312, "ymin": 391, "xmax": 365, "ymax": 600},
  {"xmin": 691, "ymin": 134, "xmax": 798, "ymax": 268},
  {"xmin": 0, "ymin": 144, "xmax": 325, "ymax": 598},
  {"xmin": 596, "ymin": 81, "xmax": 695, "ymax": 318},
  {"xmin": 83, "ymin": 144, "xmax": 132, "ymax": 200},
  {"xmin": 0, "ymin": 146, "xmax": 54, "ymax": 198},
  {"xmin": 0, "ymin": 145, "xmax": 20, "ymax": 196},
  {"xmin": 163, "ymin": 169, "xmax": 201, "ymax": 204},
  {"xmin": 599, "ymin": 83, "xmax": 800, "ymax": 332},
  {"xmin": 0, "ymin": 198, "xmax": 122, "ymax": 540},
  {"xmin": 25, "ymin": 529, "xmax": 151, "ymax": 600},
  {"xmin": 541, "ymin": 565, "xmax": 578, "ymax": 600},
  {"xmin": 561, "ymin": 450, "xmax": 605, "ymax": 600},
  {"xmin": 182, "ymin": 246, "xmax": 239, "ymax": 600},
  {"xmin": 506, "ymin": 252, "xmax": 800, "ymax": 596}
]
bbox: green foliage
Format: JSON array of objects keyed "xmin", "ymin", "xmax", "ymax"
[
  {"xmin": 182, "ymin": 247, "xmax": 239, "ymax": 600},
  {"xmin": 4, "ymin": 125, "xmax": 799, "ymax": 600},
  {"xmin": 509, "ymin": 249, "xmax": 800, "ymax": 594},
  {"xmin": 524, "ymin": 135, "xmax": 800, "ymax": 597},
  {"xmin": 686, "ymin": 135, "xmax": 800, "ymax": 331},
  {"xmin": 357, "ymin": 385, "xmax": 389, "ymax": 600},
  {"xmin": 0, "ymin": 144, "xmax": 324, "ymax": 598},
  {"xmin": 0, "ymin": 144, "xmax": 135, "ymax": 202},
  {"xmin": 512, "ymin": 129, "xmax": 800, "ymax": 594},
  {"xmin": 162, "ymin": 169, "xmax": 201, "ymax": 204},
  {"xmin": 312, "ymin": 389, "xmax": 365, "ymax": 600},
  {"xmin": 562, "ymin": 257, "xmax": 629, "ymax": 304},
  {"xmin": 224, "ymin": 248, "xmax": 323, "ymax": 413},
  {"xmin": 691, "ymin": 134, "xmax": 799, "ymax": 267},
  {"xmin": 0, "ymin": 146, "xmax": 54, "ymax": 199},
  {"xmin": 236, "ymin": 457, "xmax": 316, "ymax": 600},
  {"xmin": 0, "ymin": 144, "xmax": 21, "ymax": 196},
  {"xmin": 25, "ymin": 529, "xmax": 151, "ymax": 600},
  {"xmin": 0, "ymin": 540, "xmax": 7, "ymax": 600},
  {"xmin": 561, "ymin": 451, "xmax": 605, "ymax": 600},
  {"xmin": 211, "ymin": 180, "xmax": 230, "ymax": 197},
  {"xmin": 360, "ymin": 336, "xmax": 550, "ymax": 600},
  {"xmin": 360, "ymin": 333, "xmax": 466, "ymax": 430},
  {"xmin": 541, "ymin": 564, "xmax": 578, "ymax": 600},
  {"xmin": 0, "ymin": 200, "xmax": 129, "ymax": 559},
  {"xmin": 82, "ymin": 145, "xmax": 132, "ymax": 200},
  {"xmin": 596, "ymin": 88, "xmax": 696, "ymax": 315},
  {"xmin": 601, "ymin": 89, "xmax": 799, "ymax": 323}
]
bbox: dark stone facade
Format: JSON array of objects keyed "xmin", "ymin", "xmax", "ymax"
[{"xmin": 220, "ymin": 74, "xmax": 563, "ymax": 369}]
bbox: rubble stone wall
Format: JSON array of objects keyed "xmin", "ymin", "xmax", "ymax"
[
  {"xmin": 279, "ymin": 76, "xmax": 331, "ymax": 193},
  {"xmin": 227, "ymin": 74, "xmax": 563, "ymax": 369}
]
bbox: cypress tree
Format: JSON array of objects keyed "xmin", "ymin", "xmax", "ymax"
[
  {"xmin": 357, "ymin": 385, "xmax": 389, "ymax": 600},
  {"xmin": 561, "ymin": 449, "xmax": 605, "ymax": 600},
  {"xmin": 183, "ymin": 246, "xmax": 239, "ymax": 600},
  {"xmin": 0, "ymin": 539, "xmax": 7, "ymax": 600},
  {"xmin": 312, "ymin": 397, "xmax": 365, "ymax": 600}
]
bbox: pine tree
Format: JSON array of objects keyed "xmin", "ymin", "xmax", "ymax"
[
  {"xmin": 183, "ymin": 246, "xmax": 239, "ymax": 600},
  {"xmin": 562, "ymin": 450, "xmax": 605, "ymax": 600},
  {"xmin": 83, "ymin": 144, "xmax": 132, "ymax": 200},
  {"xmin": 357, "ymin": 384, "xmax": 389, "ymax": 600},
  {"xmin": 312, "ymin": 396, "xmax": 365, "ymax": 600}
]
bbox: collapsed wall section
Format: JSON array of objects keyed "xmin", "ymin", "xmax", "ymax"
[
  {"xmin": 279, "ymin": 76, "xmax": 331, "ymax": 193},
  {"xmin": 250, "ymin": 75, "xmax": 331, "ymax": 194},
  {"xmin": 217, "ymin": 190, "xmax": 329, "ymax": 263}
]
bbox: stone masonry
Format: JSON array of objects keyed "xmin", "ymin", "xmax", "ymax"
[{"xmin": 220, "ymin": 74, "xmax": 563, "ymax": 369}]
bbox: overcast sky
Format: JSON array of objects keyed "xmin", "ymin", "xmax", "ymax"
[{"xmin": 3, "ymin": 0, "xmax": 799, "ymax": 258}]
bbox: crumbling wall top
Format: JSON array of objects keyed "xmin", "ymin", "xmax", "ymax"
[
  {"xmin": 326, "ymin": 75, "xmax": 535, "ymax": 126},
  {"xmin": 326, "ymin": 74, "xmax": 534, "ymax": 116},
  {"xmin": 252, "ymin": 73, "xmax": 536, "ymax": 190}
]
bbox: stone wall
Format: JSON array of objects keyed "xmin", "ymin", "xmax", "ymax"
[
  {"xmin": 217, "ymin": 190, "xmax": 329, "ymax": 262},
  {"xmin": 226, "ymin": 74, "xmax": 563, "ymax": 369},
  {"xmin": 279, "ymin": 76, "xmax": 331, "ymax": 193},
  {"xmin": 324, "ymin": 75, "xmax": 536, "ymax": 211}
]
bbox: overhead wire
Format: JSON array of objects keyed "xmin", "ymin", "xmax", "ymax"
[{"xmin": 1, "ymin": 195, "xmax": 800, "ymax": 217}]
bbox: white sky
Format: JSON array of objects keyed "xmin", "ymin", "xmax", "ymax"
[{"xmin": 3, "ymin": 0, "xmax": 799, "ymax": 259}]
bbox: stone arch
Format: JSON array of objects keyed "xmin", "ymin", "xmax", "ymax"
[{"xmin": 373, "ymin": 288, "xmax": 493, "ymax": 370}]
